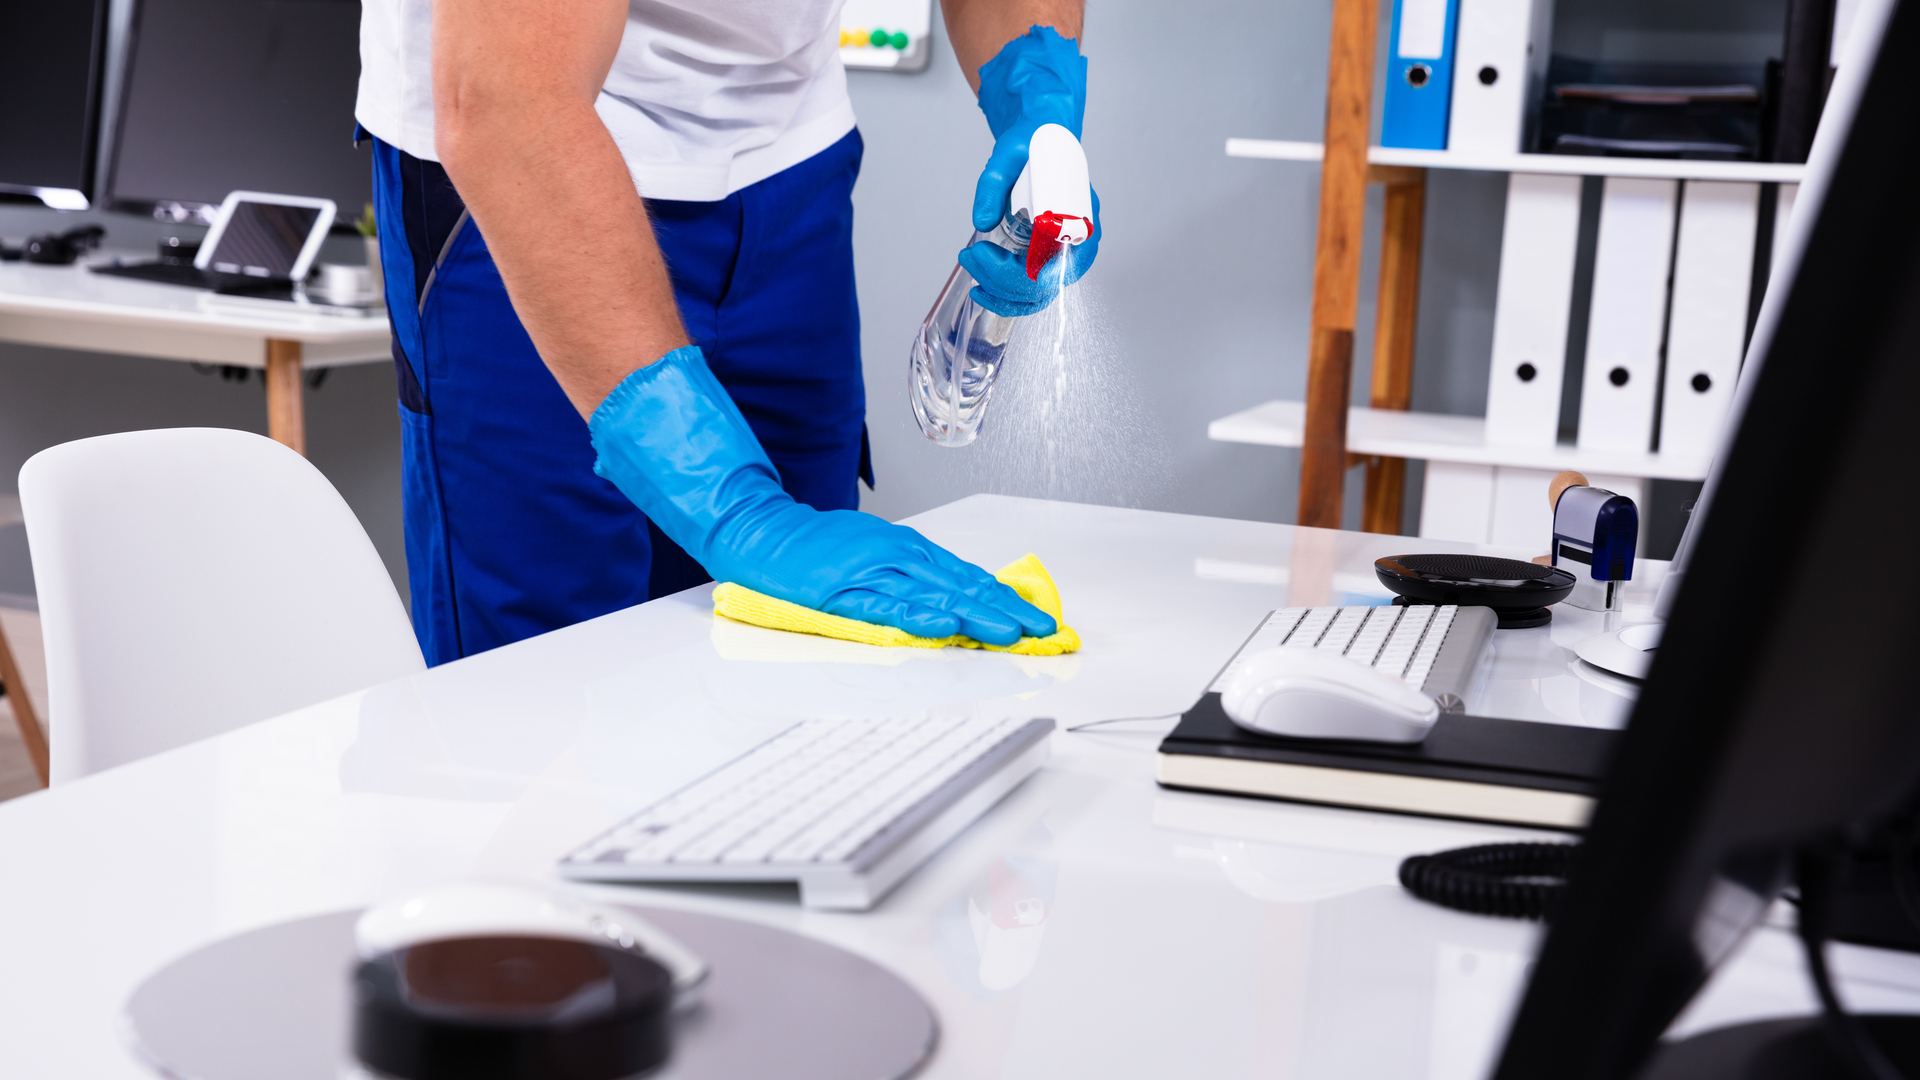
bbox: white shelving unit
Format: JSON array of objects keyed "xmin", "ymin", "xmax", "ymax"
[
  {"xmin": 1225, "ymin": 138, "xmax": 1808, "ymax": 183},
  {"xmin": 1216, "ymin": 133, "xmax": 1796, "ymax": 551},
  {"xmin": 1210, "ymin": 401, "xmax": 1709, "ymax": 552},
  {"xmin": 1208, "ymin": 400, "xmax": 1712, "ymax": 480}
]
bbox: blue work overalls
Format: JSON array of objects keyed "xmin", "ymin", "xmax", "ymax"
[{"xmin": 371, "ymin": 131, "xmax": 872, "ymax": 666}]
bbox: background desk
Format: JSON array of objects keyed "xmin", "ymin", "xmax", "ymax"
[
  {"xmin": 0, "ymin": 261, "xmax": 390, "ymax": 455},
  {"xmin": 2, "ymin": 495, "xmax": 1917, "ymax": 1078}
]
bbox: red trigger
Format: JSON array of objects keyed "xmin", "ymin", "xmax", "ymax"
[{"xmin": 1026, "ymin": 212, "xmax": 1069, "ymax": 280}]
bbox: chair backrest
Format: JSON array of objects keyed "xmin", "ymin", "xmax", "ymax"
[{"xmin": 19, "ymin": 428, "xmax": 425, "ymax": 782}]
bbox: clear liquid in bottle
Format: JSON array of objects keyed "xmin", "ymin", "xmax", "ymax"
[{"xmin": 908, "ymin": 226, "xmax": 1023, "ymax": 447}]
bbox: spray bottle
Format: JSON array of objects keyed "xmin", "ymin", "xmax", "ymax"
[{"xmin": 908, "ymin": 123, "xmax": 1093, "ymax": 447}]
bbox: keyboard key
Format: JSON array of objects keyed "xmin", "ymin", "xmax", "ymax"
[
  {"xmin": 1286, "ymin": 608, "xmax": 1337, "ymax": 648},
  {"xmin": 1404, "ymin": 606, "xmax": 1456, "ymax": 689},
  {"xmin": 1317, "ymin": 607, "xmax": 1369, "ymax": 654},
  {"xmin": 1376, "ymin": 605, "xmax": 1435, "ymax": 678},
  {"xmin": 1345, "ymin": 606, "xmax": 1401, "ymax": 666}
]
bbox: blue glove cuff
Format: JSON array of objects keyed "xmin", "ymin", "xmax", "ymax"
[
  {"xmin": 977, "ymin": 26, "xmax": 1087, "ymax": 139},
  {"xmin": 589, "ymin": 346, "xmax": 792, "ymax": 576}
]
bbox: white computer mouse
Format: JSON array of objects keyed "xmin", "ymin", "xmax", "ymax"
[
  {"xmin": 355, "ymin": 881, "xmax": 709, "ymax": 1005},
  {"xmin": 1219, "ymin": 646, "xmax": 1440, "ymax": 743}
]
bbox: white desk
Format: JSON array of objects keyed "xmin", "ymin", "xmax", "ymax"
[
  {"xmin": 0, "ymin": 260, "xmax": 391, "ymax": 455},
  {"xmin": 2, "ymin": 495, "xmax": 1917, "ymax": 1078}
]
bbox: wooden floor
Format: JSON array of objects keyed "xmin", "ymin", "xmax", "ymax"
[{"xmin": 0, "ymin": 605, "xmax": 47, "ymax": 802}]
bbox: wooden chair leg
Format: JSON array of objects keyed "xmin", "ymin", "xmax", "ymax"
[
  {"xmin": 1362, "ymin": 170, "xmax": 1427, "ymax": 535},
  {"xmin": 0, "ymin": 619, "xmax": 48, "ymax": 787}
]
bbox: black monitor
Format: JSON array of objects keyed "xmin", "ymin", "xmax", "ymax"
[
  {"xmin": 105, "ymin": 0, "xmax": 367, "ymax": 226},
  {"xmin": 1493, "ymin": 1, "xmax": 1920, "ymax": 1076},
  {"xmin": 0, "ymin": 0, "xmax": 109, "ymax": 208}
]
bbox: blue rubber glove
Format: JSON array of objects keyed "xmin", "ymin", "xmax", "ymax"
[
  {"xmin": 589, "ymin": 347, "xmax": 1058, "ymax": 646},
  {"xmin": 964, "ymin": 25, "xmax": 1099, "ymax": 318}
]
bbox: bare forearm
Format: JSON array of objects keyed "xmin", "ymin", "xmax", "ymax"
[
  {"xmin": 433, "ymin": 0, "xmax": 687, "ymax": 418},
  {"xmin": 942, "ymin": 0, "xmax": 1083, "ymax": 91}
]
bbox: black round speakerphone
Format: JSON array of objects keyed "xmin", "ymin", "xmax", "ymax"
[
  {"xmin": 1373, "ymin": 553, "xmax": 1576, "ymax": 629},
  {"xmin": 353, "ymin": 937, "xmax": 674, "ymax": 1080}
]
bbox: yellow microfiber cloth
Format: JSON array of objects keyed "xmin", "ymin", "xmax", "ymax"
[{"xmin": 711, "ymin": 553, "xmax": 1082, "ymax": 656}]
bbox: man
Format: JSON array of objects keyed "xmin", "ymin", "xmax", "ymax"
[{"xmin": 356, "ymin": 0, "xmax": 1099, "ymax": 664}]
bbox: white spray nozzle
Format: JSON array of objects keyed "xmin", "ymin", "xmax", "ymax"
[{"xmin": 1009, "ymin": 123, "xmax": 1092, "ymax": 279}]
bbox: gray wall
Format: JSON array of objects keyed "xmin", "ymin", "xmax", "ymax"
[
  {"xmin": 848, "ymin": 0, "xmax": 1508, "ymax": 531},
  {"xmin": 0, "ymin": 0, "xmax": 1783, "ymax": 602}
]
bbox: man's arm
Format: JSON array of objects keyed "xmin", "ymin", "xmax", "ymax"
[
  {"xmin": 942, "ymin": 0, "xmax": 1083, "ymax": 91},
  {"xmin": 433, "ymin": 0, "xmax": 685, "ymax": 419}
]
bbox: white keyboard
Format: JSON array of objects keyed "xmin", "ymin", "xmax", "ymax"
[
  {"xmin": 559, "ymin": 715, "xmax": 1053, "ymax": 910},
  {"xmin": 1209, "ymin": 604, "xmax": 1496, "ymax": 710}
]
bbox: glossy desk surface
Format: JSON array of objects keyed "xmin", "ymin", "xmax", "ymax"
[
  {"xmin": 3, "ymin": 495, "xmax": 1916, "ymax": 1078},
  {"xmin": 0, "ymin": 260, "xmax": 390, "ymax": 368}
]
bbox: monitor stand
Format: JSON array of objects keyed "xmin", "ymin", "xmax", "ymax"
[{"xmin": 1642, "ymin": 1015, "xmax": 1920, "ymax": 1078}]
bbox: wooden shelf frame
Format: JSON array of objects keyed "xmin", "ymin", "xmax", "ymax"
[{"xmin": 1297, "ymin": 0, "xmax": 1382, "ymax": 531}]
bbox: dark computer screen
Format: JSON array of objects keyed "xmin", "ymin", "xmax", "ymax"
[
  {"xmin": 1492, "ymin": 1, "xmax": 1920, "ymax": 1076},
  {"xmin": 206, "ymin": 200, "xmax": 321, "ymax": 278},
  {"xmin": 0, "ymin": 0, "xmax": 108, "ymax": 204},
  {"xmin": 107, "ymin": 0, "xmax": 367, "ymax": 224}
]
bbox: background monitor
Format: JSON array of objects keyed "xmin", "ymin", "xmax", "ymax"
[
  {"xmin": 106, "ymin": 0, "xmax": 367, "ymax": 226},
  {"xmin": 1492, "ymin": 0, "xmax": 1920, "ymax": 1075},
  {"xmin": 0, "ymin": 0, "xmax": 109, "ymax": 208}
]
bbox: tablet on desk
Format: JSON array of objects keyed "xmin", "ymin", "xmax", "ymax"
[
  {"xmin": 90, "ymin": 191, "xmax": 337, "ymax": 297},
  {"xmin": 196, "ymin": 192, "xmax": 336, "ymax": 281}
]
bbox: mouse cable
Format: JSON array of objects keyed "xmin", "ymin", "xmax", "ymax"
[
  {"xmin": 1064, "ymin": 714, "xmax": 1183, "ymax": 733},
  {"xmin": 1398, "ymin": 842, "xmax": 1577, "ymax": 921}
]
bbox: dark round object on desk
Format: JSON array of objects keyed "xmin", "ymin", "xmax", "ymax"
[
  {"xmin": 353, "ymin": 936, "xmax": 674, "ymax": 1080},
  {"xmin": 23, "ymin": 224, "xmax": 104, "ymax": 265},
  {"xmin": 1375, "ymin": 553, "xmax": 1576, "ymax": 629},
  {"xmin": 159, "ymin": 235, "xmax": 200, "ymax": 264}
]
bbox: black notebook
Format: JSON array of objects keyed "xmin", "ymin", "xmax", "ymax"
[{"xmin": 1157, "ymin": 694, "xmax": 1618, "ymax": 830}]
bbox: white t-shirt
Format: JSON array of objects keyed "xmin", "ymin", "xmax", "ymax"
[{"xmin": 356, "ymin": 0, "xmax": 856, "ymax": 202}]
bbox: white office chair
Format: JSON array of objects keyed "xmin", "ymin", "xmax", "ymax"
[{"xmin": 19, "ymin": 428, "xmax": 425, "ymax": 783}]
